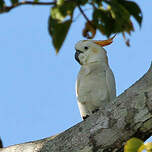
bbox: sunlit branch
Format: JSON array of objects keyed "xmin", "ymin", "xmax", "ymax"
[{"xmin": 0, "ymin": 1, "xmax": 56, "ymax": 13}]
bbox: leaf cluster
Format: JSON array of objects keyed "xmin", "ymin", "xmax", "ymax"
[
  {"xmin": 0, "ymin": 0, "xmax": 143, "ymax": 53},
  {"xmin": 48, "ymin": 1, "xmax": 76, "ymax": 52},
  {"xmin": 48, "ymin": 0, "xmax": 142, "ymax": 52}
]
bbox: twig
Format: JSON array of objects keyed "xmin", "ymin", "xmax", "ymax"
[
  {"xmin": 73, "ymin": 8, "xmax": 92, "ymax": 22},
  {"xmin": 77, "ymin": 5, "xmax": 92, "ymax": 26},
  {"xmin": 77, "ymin": 5, "xmax": 90, "ymax": 23},
  {"xmin": 0, "ymin": 1, "xmax": 56, "ymax": 13},
  {"xmin": 77, "ymin": 5, "xmax": 96, "ymax": 30}
]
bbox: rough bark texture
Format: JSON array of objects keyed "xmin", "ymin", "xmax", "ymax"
[{"xmin": 1, "ymin": 63, "xmax": 152, "ymax": 152}]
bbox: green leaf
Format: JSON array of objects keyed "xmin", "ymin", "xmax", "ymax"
[
  {"xmin": 48, "ymin": 17, "xmax": 72, "ymax": 53},
  {"xmin": 51, "ymin": 6, "xmax": 65, "ymax": 21},
  {"xmin": 93, "ymin": 8, "xmax": 115, "ymax": 36},
  {"xmin": 77, "ymin": 0, "xmax": 88, "ymax": 5},
  {"xmin": 51, "ymin": 2, "xmax": 76, "ymax": 21},
  {"xmin": 138, "ymin": 142, "xmax": 152, "ymax": 152},
  {"xmin": 105, "ymin": 0, "xmax": 135, "ymax": 34},
  {"xmin": 110, "ymin": 1, "xmax": 130, "ymax": 31},
  {"xmin": 118, "ymin": 0, "xmax": 143, "ymax": 27},
  {"xmin": 48, "ymin": 1, "xmax": 75, "ymax": 52},
  {"xmin": 10, "ymin": 0, "xmax": 18, "ymax": 4},
  {"xmin": 124, "ymin": 137, "xmax": 144, "ymax": 152},
  {"xmin": 57, "ymin": 0, "xmax": 64, "ymax": 6},
  {"xmin": 92, "ymin": 0, "xmax": 135, "ymax": 37},
  {"xmin": 0, "ymin": 0, "xmax": 4, "ymax": 8},
  {"xmin": 92, "ymin": 0, "xmax": 102, "ymax": 6},
  {"xmin": 57, "ymin": 2, "xmax": 76, "ymax": 18},
  {"xmin": 34, "ymin": 0, "xmax": 39, "ymax": 2}
]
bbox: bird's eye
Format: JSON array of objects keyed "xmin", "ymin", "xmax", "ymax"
[{"xmin": 84, "ymin": 46, "xmax": 88, "ymax": 50}]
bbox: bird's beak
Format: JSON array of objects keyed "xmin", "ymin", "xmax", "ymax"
[
  {"xmin": 75, "ymin": 50, "xmax": 83, "ymax": 64},
  {"xmin": 94, "ymin": 34, "xmax": 117, "ymax": 47}
]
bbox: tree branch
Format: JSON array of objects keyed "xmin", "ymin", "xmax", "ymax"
[
  {"xmin": 0, "ymin": 1, "xmax": 56, "ymax": 13},
  {"xmin": 1, "ymin": 63, "xmax": 152, "ymax": 152},
  {"xmin": 0, "ymin": 0, "xmax": 76, "ymax": 13}
]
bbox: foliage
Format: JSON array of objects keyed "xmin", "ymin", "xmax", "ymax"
[
  {"xmin": 0, "ymin": 0, "xmax": 143, "ymax": 53},
  {"xmin": 10, "ymin": 0, "xmax": 18, "ymax": 4},
  {"xmin": 124, "ymin": 137, "xmax": 152, "ymax": 152},
  {"xmin": 48, "ymin": 1, "xmax": 75, "ymax": 52}
]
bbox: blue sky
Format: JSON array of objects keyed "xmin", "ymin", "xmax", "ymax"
[{"xmin": 0, "ymin": 0, "xmax": 152, "ymax": 147}]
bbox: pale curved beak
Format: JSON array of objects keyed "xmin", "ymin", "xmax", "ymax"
[{"xmin": 75, "ymin": 50, "xmax": 83, "ymax": 64}]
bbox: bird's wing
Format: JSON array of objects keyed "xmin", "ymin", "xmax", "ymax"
[
  {"xmin": 75, "ymin": 76, "xmax": 80, "ymax": 98},
  {"xmin": 106, "ymin": 67, "xmax": 116, "ymax": 101},
  {"xmin": 76, "ymin": 73, "xmax": 90, "ymax": 118}
]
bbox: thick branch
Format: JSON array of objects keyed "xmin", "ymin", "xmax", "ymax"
[{"xmin": 1, "ymin": 63, "xmax": 152, "ymax": 152}]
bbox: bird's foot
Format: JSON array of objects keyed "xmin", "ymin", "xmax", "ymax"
[
  {"xmin": 92, "ymin": 108, "xmax": 99, "ymax": 114},
  {"xmin": 83, "ymin": 115, "xmax": 89, "ymax": 120}
]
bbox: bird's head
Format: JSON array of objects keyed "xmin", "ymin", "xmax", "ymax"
[{"xmin": 75, "ymin": 34, "xmax": 116, "ymax": 65}]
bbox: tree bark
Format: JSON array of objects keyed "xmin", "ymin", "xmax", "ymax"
[{"xmin": 1, "ymin": 63, "xmax": 152, "ymax": 152}]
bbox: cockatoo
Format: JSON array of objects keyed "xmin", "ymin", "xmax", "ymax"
[{"xmin": 75, "ymin": 35, "xmax": 116, "ymax": 120}]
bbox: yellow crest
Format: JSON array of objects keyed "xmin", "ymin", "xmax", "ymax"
[{"xmin": 94, "ymin": 34, "xmax": 117, "ymax": 47}]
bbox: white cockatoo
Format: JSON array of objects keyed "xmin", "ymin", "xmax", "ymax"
[{"xmin": 75, "ymin": 35, "xmax": 116, "ymax": 120}]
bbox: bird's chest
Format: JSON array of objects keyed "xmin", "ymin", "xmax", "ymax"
[{"xmin": 77, "ymin": 64, "xmax": 106, "ymax": 92}]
